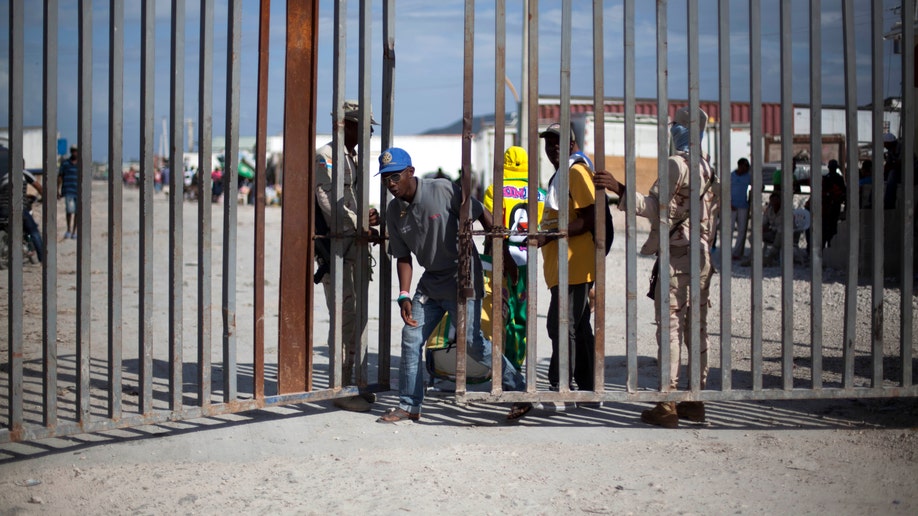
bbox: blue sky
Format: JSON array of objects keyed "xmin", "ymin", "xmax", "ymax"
[{"xmin": 0, "ymin": 0, "xmax": 905, "ymax": 162}]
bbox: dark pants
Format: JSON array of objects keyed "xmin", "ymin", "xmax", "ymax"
[
  {"xmin": 547, "ymin": 282, "xmax": 595, "ymax": 391},
  {"xmin": 23, "ymin": 208, "xmax": 43, "ymax": 262}
]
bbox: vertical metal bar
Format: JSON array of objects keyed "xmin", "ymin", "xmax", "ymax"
[
  {"xmin": 7, "ymin": 0, "xmax": 25, "ymax": 436},
  {"xmin": 623, "ymin": 0, "xmax": 638, "ymax": 393},
  {"xmin": 525, "ymin": 0, "xmax": 539, "ymax": 393},
  {"xmin": 169, "ymin": 0, "xmax": 185, "ymax": 411},
  {"xmin": 108, "ymin": 0, "xmax": 124, "ymax": 419},
  {"xmin": 222, "ymin": 0, "xmax": 241, "ymax": 401},
  {"xmin": 379, "ymin": 0, "xmax": 395, "ymax": 389},
  {"xmin": 198, "ymin": 0, "xmax": 214, "ymax": 407},
  {"xmin": 841, "ymin": 0, "xmax": 858, "ymax": 389},
  {"xmin": 491, "ymin": 0, "xmax": 506, "ymax": 391},
  {"xmin": 656, "ymin": 0, "xmax": 671, "ymax": 392},
  {"xmin": 870, "ymin": 0, "xmax": 884, "ymax": 388},
  {"xmin": 591, "ymin": 0, "xmax": 606, "ymax": 395},
  {"xmin": 42, "ymin": 0, "xmax": 60, "ymax": 428},
  {"xmin": 139, "ymin": 0, "xmax": 155, "ymax": 413},
  {"xmin": 254, "ymin": 0, "xmax": 271, "ymax": 400},
  {"xmin": 356, "ymin": 0, "xmax": 371, "ymax": 389},
  {"xmin": 748, "ymin": 0, "xmax": 763, "ymax": 391},
  {"xmin": 557, "ymin": 0, "xmax": 572, "ymax": 394},
  {"xmin": 900, "ymin": 0, "xmax": 915, "ymax": 388},
  {"xmin": 809, "ymin": 0, "xmax": 823, "ymax": 390},
  {"xmin": 519, "ymin": 0, "xmax": 529, "ymax": 150},
  {"xmin": 277, "ymin": 0, "xmax": 318, "ymax": 394},
  {"xmin": 687, "ymin": 0, "xmax": 701, "ymax": 393},
  {"xmin": 779, "ymin": 0, "xmax": 793, "ymax": 390},
  {"xmin": 717, "ymin": 0, "xmax": 732, "ymax": 392},
  {"xmin": 77, "ymin": 0, "xmax": 93, "ymax": 423},
  {"xmin": 456, "ymin": 0, "xmax": 475, "ymax": 397},
  {"xmin": 330, "ymin": 0, "xmax": 345, "ymax": 391}
]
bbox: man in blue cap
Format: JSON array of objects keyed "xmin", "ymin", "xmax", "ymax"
[{"xmin": 375, "ymin": 147, "xmax": 532, "ymax": 423}]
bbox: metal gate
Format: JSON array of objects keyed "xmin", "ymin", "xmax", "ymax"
[{"xmin": 2, "ymin": 0, "xmax": 916, "ymax": 445}]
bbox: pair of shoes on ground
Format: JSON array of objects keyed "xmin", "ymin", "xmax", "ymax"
[
  {"xmin": 640, "ymin": 401, "xmax": 706, "ymax": 428},
  {"xmin": 63, "ymin": 231, "xmax": 77, "ymax": 240},
  {"xmin": 333, "ymin": 391, "xmax": 377, "ymax": 413},
  {"xmin": 376, "ymin": 407, "xmax": 420, "ymax": 423}
]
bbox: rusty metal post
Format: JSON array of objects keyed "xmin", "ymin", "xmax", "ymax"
[
  {"xmin": 490, "ymin": 0, "xmax": 506, "ymax": 393},
  {"xmin": 278, "ymin": 0, "xmax": 319, "ymax": 394},
  {"xmin": 254, "ymin": 0, "xmax": 271, "ymax": 400},
  {"xmin": 108, "ymin": 0, "xmax": 125, "ymax": 419},
  {"xmin": 198, "ymin": 0, "xmax": 215, "ymax": 407},
  {"xmin": 456, "ymin": 0, "xmax": 475, "ymax": 397},
  {"xmin": 591, "ymin": 0, "xmax": 606, "ymax": 396}
]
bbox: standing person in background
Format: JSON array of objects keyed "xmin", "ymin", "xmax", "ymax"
[
  {"xmin": 375, "ymin": 147, "xmax": 531, "ymax": 423},
  {"xmin": 730, "ymin": 158, "xmax": 751, "ymax": 260},
  {"xmin": 822, "ymin": 159, "xmax": 846, "ymax": 248},
  {"xmin": 594, "ymin": 106, "xmax": 719, "ymax": 428},
  {"xmin": 481, "ymin": 145, "xmax": 545, "ymax": 371},
  {"xmin": 57, "ymin": 145, "xmax": 80, "ymax": 240},
  {"xmin": 536, "ymin": 122, "xmax": 597, "ymax": 406},
  {"xmin": 315, "ymin": 100, "xmax": 380, "ymax": 412}
]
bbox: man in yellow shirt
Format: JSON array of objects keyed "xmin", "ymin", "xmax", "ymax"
[{"xmin": 537, "ymin": 123, "xmax": 597, "ymax": 397}]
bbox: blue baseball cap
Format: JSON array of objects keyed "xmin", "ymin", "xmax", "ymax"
[{"xmin": 377, "ymin": 147, "xmax": 412, "ymax": 175}]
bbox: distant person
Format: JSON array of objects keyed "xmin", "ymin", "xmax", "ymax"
[
  {"xmin": 375, "ymin": 147, "xmax": 530, "ymax": 423},
  {"xmin": 730, "ymin": 157, "xmax": 751, "ymax": 260},
  {"xmin": 594, "ymin": 106, "xmax": 719, "ymax": 428},
  {"xmin": 858, "ymin": 159, "xmax": 873, "ymax": 209},
  {"xmin": 537, "ymin": 122, "xmax": 597, "ymax": 404},
  {"xmin": 481, "ymin": 145, "xmax": 545, "ymax": 371},
  {"xmin": 822, "ymin": 159, "xmax": 846, "ymax": 247},
  {"xmin": 761, "ymin": 191, "xmax": 783, "ymax": 267},
  {"xmin": 882, "ymin": 133, "xmax": 901, "ymax": 209},
  {"xmin": 315, "ymin": 100, "xmax": 380, "ymax": 412},
  {"xmin": 57, "ymin": 145, "xmax": 80, "ymax": 239}
]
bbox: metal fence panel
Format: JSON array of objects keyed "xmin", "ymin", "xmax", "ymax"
[{"xmin": 2, "ymin": 0, "xmax": 917, "ymax": 446}]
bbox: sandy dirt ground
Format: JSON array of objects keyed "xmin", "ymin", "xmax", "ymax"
[{"xmin": 1, "ymin": 180, "xmax": 917, "ymax": 515}]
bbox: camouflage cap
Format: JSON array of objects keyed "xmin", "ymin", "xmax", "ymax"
[{"xmin": 340, "ymin": 99, "xmax": 379, "ymax": 125}]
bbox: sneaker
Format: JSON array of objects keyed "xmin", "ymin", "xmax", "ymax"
[
  {"xmin": 64, "ymin": 231, "xmax": 71, "ymax": 239},
  {"xmin": 640, "ymin": 402, "xmax": 679, "ymax": 428},
  {"xmin": 676, "ymin": 401, "xmax": 705, "ymax": 422},
  {"xmin": 333, "ymin": 395, "xmax": 372, "ymax": 413},
  {"xmin": 71, "ymin": 232, "xmax": 78, "ymax": 240}
]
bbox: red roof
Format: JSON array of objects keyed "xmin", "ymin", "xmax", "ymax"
[{"xmin": 538, "ymin": 100, "xmax": 785, "ymax": 135}]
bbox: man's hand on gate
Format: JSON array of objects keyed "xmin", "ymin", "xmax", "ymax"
[{"xmin": 368, "ymin": 207, "xmax": 380, "ymax": 227}]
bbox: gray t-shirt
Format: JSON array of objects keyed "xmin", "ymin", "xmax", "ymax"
[{"xmin": 386, "ymin": 177, "xmax": 484, "ymax": 300}]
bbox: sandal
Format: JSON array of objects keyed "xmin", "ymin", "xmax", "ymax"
[
  {"xmin": 376, "ymin": 407, "xmax": 420, "ymax": 423},
  {"xmin": 506, "ymin": 402, "xmax": 533, "ymax": 421}
]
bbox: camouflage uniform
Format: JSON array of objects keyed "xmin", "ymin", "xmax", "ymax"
[
  {"xmin": 620, "ymin": 150, "xmax": 719, "ymax": 392},
  {"xmin": 315, "ymin": 143, "xmax": 362, "ymax": 383}
]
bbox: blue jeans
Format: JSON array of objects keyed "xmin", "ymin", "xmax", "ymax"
[
  {"xmin": 23, "ymin": 209, "xmax": 43, "ymax": 263},
  {"xmin": 398, "ymin": 294, "xmax": 526, "ymax": 415}
]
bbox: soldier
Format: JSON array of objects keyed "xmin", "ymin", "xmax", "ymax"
[
  {"xmin": 314, "ymin": 100, "xmax": 380, "ymax": 412},
  {"xmin": 594, "ymin": 106, "xmax": 719, "ymax": 428}
]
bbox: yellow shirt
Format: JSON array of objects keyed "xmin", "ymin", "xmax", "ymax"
[{"xmin": 540, "ymin": 162, "xmax": 596, "ymax": 289}]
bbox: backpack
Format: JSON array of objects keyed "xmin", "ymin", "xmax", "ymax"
[
  {"xmin": 562, "ymin": 152, "xmax": 615, "ymax": 255},
  {"xmin": 425, "ymin": 313, "xmax": 492, "ymax": 386}
]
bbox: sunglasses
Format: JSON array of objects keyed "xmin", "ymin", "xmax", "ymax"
[{"xmin": 381, "ymin": 172, "xmax": 402, "ymax": 185}]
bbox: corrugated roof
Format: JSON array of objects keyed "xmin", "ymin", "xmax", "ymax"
[{"xmin": 538, "ymin": 100, "xmax": 786, "ymax": 135}]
